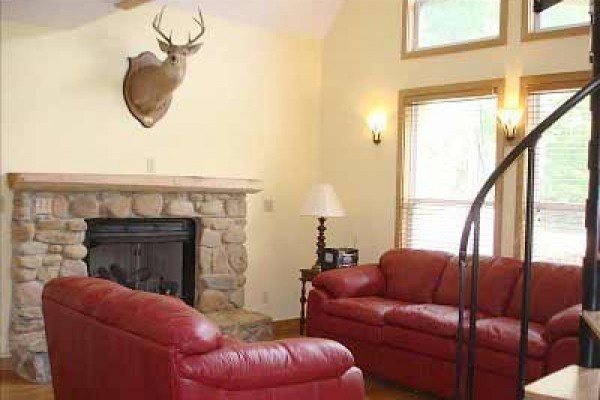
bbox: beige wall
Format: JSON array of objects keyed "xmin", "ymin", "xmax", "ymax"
[
  {"xmin": 0, "ymin": 6, "xmax": 322, "ymax": 356},
  {"xmin": 319, "ymin": 0, "xmax": 591, "ymax": 263}
]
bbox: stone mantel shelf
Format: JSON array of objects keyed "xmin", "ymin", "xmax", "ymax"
[{"xmin": 8, "ymin": 173, "xmax": 263, "ymax": 194}]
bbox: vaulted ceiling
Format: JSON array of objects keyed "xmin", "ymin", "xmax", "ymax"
[{"xmin": 0, "ymin": 0, "xmax": 344, "ymax": 37}]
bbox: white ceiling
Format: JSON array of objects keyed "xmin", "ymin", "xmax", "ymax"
[{"xmin": 0, "ymin": 0, "xmax": 344, "ymax": 37}]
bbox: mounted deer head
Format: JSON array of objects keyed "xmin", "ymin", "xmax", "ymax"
[{"xmin": 123, "ymin": 7, "xmax": 206, "ymax": 128}]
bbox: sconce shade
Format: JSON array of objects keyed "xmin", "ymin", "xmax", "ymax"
[
  {"xmin": 498, "ymin": 108, "xmax": 522, "ymax": 140},
  {"xmin": 301, "ymin": 184, "xmax": 346, "ymax": 218}
]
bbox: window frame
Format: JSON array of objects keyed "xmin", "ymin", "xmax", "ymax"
[
  {"xmin": 396, "ymin": 79, "xmax": 506, "ymax": 255},
  {"xmin": 521, "ymin": 0, "xmax": 590, "ymax": 42},
  {"xmin": 401, "ymin": 0, "xmax": 509, "ymax": 59},
  {"xmin": 514, "ymin": 71, "xmax": 592, "ymax": 259}
]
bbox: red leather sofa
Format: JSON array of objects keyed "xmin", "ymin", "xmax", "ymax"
[
  {"xmin": 43, "ymin": 277, "xmax": 365, "ymax": 400},
  {"xmin": 307, "ymin": 249, "xmax": 582, "ymax": 400}
]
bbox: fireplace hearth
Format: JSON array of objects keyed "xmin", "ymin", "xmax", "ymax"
[{"xmin": 84, "ymin": 218, "xmax": 196, "ymax": 306}]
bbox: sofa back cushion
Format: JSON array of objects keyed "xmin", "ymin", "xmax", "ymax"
[
  {"xmin": 434, "ymin": 256, "xmax": 521, "ymax": 316},
  {"xmin": 380, "ymin": 249, "xmax": 450, "ymax": 303},
  {"xmin": 43, "ymin": 277, "xmax": 223, "ymax": 355},
  {"xmin": 505, "ymin": 262, "xmax": 582, "ymax": 323}
]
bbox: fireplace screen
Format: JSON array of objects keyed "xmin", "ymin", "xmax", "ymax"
[{"xmin": 84, "ymin": 218, "xmax": 196, "ymax": 305}]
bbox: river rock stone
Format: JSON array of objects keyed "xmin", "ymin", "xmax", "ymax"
[
  {"xmin": 104, "ymin": 194, "xmax": 132, "ymax": 218},
  {"xmin": 43, "ymin": 254, "xmax": 63, "ymax": 266},
  {"xmin": 12, "ymin": 267, "xmax": 37, "ymax": 282},
  {"xmin": 63, "ymin": 244, "xmax": 87, "ymax": 260},
  {"xmin": 201, "ymin": 229, "xmax": 221, "ymax": 248},
  {"xmin": 12, "ymin": 318, "xmax": 44, "ymax": 334},
  {"xmin": 67, "ymin": 219, "xmax": 87, "ymax": 231},
  {"xmin": 199, "ymin": 247, "xmax": 212, "ymax": 274},
  {"xmin": 15, "ymin": 255, "xmax": 43, "ymax": 269},
  {"xmin": 37, "ymin": 266, "xmax": 60, "ymax": 283},
  {"xmin": 202, "ymin": 217, "xmax": 230, "ymax": 231},
  {"xmin": 133, "ymin": 194, "xmax": 164, "ymax": 217},
  {"xmin": 199, "ymin": 200, "xmax": 225, "ymax": 216},
  {"xmin": 36, "ymin": 219, "xmax": 66, "ymax": 230},
  {"xmin": 222, "ymin": 227, "xmax": 246, "ymax": 244},
  {"xmin": 35, "ymin": 230, "xmax": 84, "ymax": 245},
  {"xmin": 15, "ymin": 307, "xmax": 43, "ymax": 320},
  {"xmin": 52, "ymin": 196, "xmax": 69, "ymax": 218},
  {"xmin": 14, "ymin": 281, "xmax": 43, "ymax": 306},
  {"xmin": 228, "ymin": 245, "xmax": 248, "ymax": 273},
  {"xmin": 60, "ymin": 260, "xmax": 87, "ymax": 277},
  {"xmin": 166, "ymin": 199, "xmax": 194, "ymax": 216},
  {"xmin": 18, "ymin": 242, "xmax": 48, "ymax": 256},
  {"xmin": 12, "ymin": 223, "xmax": 35, "ymax": 242},
  {"xmin": 48, "ymin": 245, "xmax": 63, "ymax": 254},
  {"xmin": 70, "ymin": 195, "xmax": 99, "ymax": 218},
  {"xmin": 199, "ymin": 289, "xmax": 233, "ymax": 313},
  {"xmin": 212, "ymin": 247, "xmax": 229, "ymax": 273},
  {"xmin": 225, "ymin": 199, "xmax": 246, "ymax": 217},
  {"xmin": 229, "ymin": 288, "xmax": 245, "ymax": 308},
  {"xmin": 199, "ymin": 274, "xmax": 236, "ymax": 290}
]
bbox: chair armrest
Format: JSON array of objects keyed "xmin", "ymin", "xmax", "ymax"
[
  {"xmin": 179, "ymin": 338, "xmax": 355, "ymax": 390},
  {"xmin": 312, "ymin": 264, "xmax": 384, "ymax": 298},
  {"xmin": 545, "ymin": 304, "xmax": 582, "ymax": 343}
]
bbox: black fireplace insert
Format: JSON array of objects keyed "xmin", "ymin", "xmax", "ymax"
[{"xmin": 84, "ymin": 218, "xmax": 196, "ymax": 306}]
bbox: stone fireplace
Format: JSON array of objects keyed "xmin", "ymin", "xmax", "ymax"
[{"xmin": 7, "ymin": 173, "xmax": 272, "ymax": 383}]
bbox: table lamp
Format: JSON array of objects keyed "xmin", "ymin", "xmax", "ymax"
[{"xmin": 301, "ymin": 183, "xmax": 346, "ymax": 270}]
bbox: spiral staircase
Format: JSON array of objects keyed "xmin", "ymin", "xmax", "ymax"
[{"xmin": 455, "ymin": 1, "xmax": 600, "ymax": 399}]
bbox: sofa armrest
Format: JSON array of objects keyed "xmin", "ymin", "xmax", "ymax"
[
  {"xmin": 545, "ymin": 304, "xmax": 582, "ymax": 343},
  {"xmin": 312, "ymin": 264, "xmax": 384, "ymax": 298},
  {"xmin": 179, "ymin": 338, "xmax": 355, "ymax": 390}
]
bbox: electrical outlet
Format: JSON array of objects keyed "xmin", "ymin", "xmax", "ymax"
[
  {"xmin": 263, "ymin": 198, "xmax": 274, "ymax": 213},
  {"xmin": 146, "ymin": 158, "xmax": 156, "ymax": 173},
  {"xmin": 262, "ymin": 291, "xmax": 269, "ymax": 305}
]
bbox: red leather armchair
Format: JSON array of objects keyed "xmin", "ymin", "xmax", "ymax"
[
  {"xmin": 43, "ymin": 277, "xmax": 365, "ymax": 400},
  {"xmin": 307, "ymin": 249, "xmax": 582, "ymax": 400}
]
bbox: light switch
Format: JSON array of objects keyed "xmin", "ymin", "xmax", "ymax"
[
  {"xmin": 263, "ymin": 198, "xmax": 274, "ymax": 213},
  {"xmin": 35, "ymin": 198, "xmax": 52, "ymax": 215},
  {"xmin": 146, "ymin": 158, "xmax": 156, "ymax": 173}
]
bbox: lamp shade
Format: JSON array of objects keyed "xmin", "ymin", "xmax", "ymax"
[{"xmin": 301, "ymin": 184, "xmax": 346, "ymax": 218}]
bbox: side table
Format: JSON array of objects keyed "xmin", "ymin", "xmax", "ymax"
[{"xmin": 299, "ymin": 268, "xmax": 320, "ymax": 335}]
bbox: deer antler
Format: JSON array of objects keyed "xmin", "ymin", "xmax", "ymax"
[
  {"xmin": 187, "ymin": 7, "xmax": 206, "ymax": 46},
  {"xmin": 153, "ymin": 7, "xmax": 173, "ymax": 45}
]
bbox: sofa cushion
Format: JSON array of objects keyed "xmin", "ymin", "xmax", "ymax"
[
  {"xmin": 313, "ymin": 264, "xmax": 384, "ymax": 299},
  {"xmin": 473, "ymin": 317, "xmax": 547, "ymax": 358},
  {"xmin": 505, "ymin": 262, "xmax": 582, "ymax": 324},
  {"xmin": 316, "ymin": 314, "xmax": 383, "ymax": 344},
  {"xmin": 545, "ymin": 304, "xmax": 582, "ymax": 343},
  {"xmin": 324, "ymin": 297, "xmax": 409, "ymax": 326},
  {"xmin": 434, "ymin": 256, "xmax": 521, "ymax": 316},
  {"xmin": 380, "ymin": 249, "xmax": 450, "ymax": 303},
  {"xmin": 382, "ymin": 325, "xmax": 458, "ymax": 361},
  {"xmin": 384, "ymin": 304, "xmax": 488, "ymax": 338}
]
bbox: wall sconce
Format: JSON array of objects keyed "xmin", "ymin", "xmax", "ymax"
[
  {"xmin": 498, "ymin": 108, "xmax": 522, "ymax": 141},
  {"xmin": 368, "ymin": 112, "xmax": 386, "ymax": 145}
]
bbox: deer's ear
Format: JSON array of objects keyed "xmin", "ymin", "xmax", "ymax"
[
  {"xmin": 157, "ymin": 39, "xmax": 171, "ymax": 53},
  {"xmin": 186, "ymin": 43, "xmax": 202, "ymax": 55}
]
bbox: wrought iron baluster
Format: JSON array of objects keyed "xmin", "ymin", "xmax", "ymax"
[
  {"xmin": 465, "ymin": 215, "xmax": 481, "ymax": 400},
  {"xmin": 517, "ymin": 145, "xmax": 536, "ymax": 400}
]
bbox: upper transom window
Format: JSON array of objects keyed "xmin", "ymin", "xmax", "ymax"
[
  {"xmin": 402, "ymin": 0, "xmax": 507, "ymax": 58},
  {"xmin": 523, "ymin": 0, "xmax": 589, "ymax": 40}
]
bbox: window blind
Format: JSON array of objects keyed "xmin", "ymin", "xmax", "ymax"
[
  {"xmin": 526, "ymin": 88, "xmax": 590, "ymax": 264},
  {"xmin": 400, "ymin": 95, "xmax": 497, "ymax": 255}
]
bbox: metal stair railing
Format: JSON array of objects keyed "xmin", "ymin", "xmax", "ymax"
[{"xmin": 455, "ymin": 73, "xmax": 600, "ymax": 400}]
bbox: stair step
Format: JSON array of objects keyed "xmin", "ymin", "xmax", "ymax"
[
  {"xmin": 583, "ymin": 311, "xmax": 600, "ymax": 340},
  {"xmin": 524, "ymin": 365, "xmax": 600, "ymax": 400}
]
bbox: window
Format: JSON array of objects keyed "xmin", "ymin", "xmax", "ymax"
[
  {"xmin": 522, "ymin": 0, "xmax": 589, "ymax": 41},
  {"xmin": 398, "ymin": 81, "xmax": 503, "ymax": 255},
  {"xmin": 520, "ymin": 72, "xmax": 591, "ymax": 264},
  {"xmin": 402, "ymin": 0, "xmax": 508, "ymax": 58}
]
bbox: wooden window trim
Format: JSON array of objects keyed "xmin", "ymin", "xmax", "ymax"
[
  {"xmin": 521, "ymin": 0, "xmax": 590, "ymax": 42},
  {"xmin": 396, "ymin": 79, "xmax": 506, "ymax": 256},
  {"xmin": 513, "ymin": 71, "xmax": 592, "ymax": 258},
  {"xmin": 401, "ymin": 0, "xmax": 509, "ymax": 60}
]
